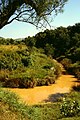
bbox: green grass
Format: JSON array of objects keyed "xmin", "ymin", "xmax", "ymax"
[{"xmin": 0, "ymin": 89, "xmax": 29, "ymax": 120}]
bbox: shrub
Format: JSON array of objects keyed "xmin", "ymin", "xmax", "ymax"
[
  {"xmin": 60, "ymin": 58, "xmax": 72, "ymax": 70},
  {"xmin": 0, "ymin": 51, "xmax": 23, "ymax": 70},
  {"xmin": 20, "ymin": 76, "xmax": 36, "ymax": 88},
  {"xmin": 68, "ymin": 62, "xmax": 80, "ymax": 79},
  {"xmin": 45, "ymin": 76, "xmax": 55, "ymax": 85},
  {"xmin": 73, "ymin": 48, "xmax": 80, "ymax": 62},
  {"xmin": 4, "ymin": 78, "xmax": 20, "ymax": 88},
  {"xmin": 52, "ymin": 59, "xmax": 62, "ymax": 78},
  {"xmin": 60, "ymin": 98, "xmax": 80, "ymax": 117}
]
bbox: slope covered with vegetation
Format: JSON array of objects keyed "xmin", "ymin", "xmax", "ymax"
[
  {"xmin": 0, "ymin": 45, "xmax": 62, "ymax": 88},
  {"xmin": 0, "ymin": 23, "xmax": 80, "ymax": 120},
  {"xmin": 23, "ymin": 23, "xmax": 80, "ymax": 80},
  {"xmin": 0, "ymin": 23, "xmax": 80, "ymax": 81}
]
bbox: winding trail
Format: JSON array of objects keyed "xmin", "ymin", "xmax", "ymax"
[{"xmin": 7, "ymin": 75, "xmax": 79, "ymax": 105}]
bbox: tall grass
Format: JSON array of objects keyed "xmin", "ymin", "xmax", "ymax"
[{"xmin": 0, "ymin": 89, "xmax": 29, "ymax": 120}]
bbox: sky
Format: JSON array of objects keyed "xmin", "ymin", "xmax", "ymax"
[{"xmin": 0, "ymin": 0, "xmax": 80, "ymax": 39}]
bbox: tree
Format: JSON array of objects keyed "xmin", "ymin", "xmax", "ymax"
[{"xmin": 0, "ymin": 0, "xmax": 68, "ymax": 29}]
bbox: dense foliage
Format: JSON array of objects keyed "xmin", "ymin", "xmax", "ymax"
[
  {"xmin": 60, "ymin": 98, "xmax": 80, "ymax": 117},
  {"xmin": 0, "ymin": 23, "xmax": 80, "ymax": 120},
  {"xmin": 0, "ymin": 23, "xmax": 80, "ymax": 88},
  {"xmin": 0, "ymin": 45, "xmax": 62, "ymax": 88},
  {"xmin": 23, "ymin": 23, "xmax": 80, "ymax": 79}
]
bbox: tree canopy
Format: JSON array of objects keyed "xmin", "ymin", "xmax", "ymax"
[{"xmin": 0, "ymin": 0, "xmax": 68, "ymax": 29}]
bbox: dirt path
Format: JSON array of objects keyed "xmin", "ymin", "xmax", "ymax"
[{"xmin": 7, "ymin": 75, "xmax": 79, "ymax": 105}]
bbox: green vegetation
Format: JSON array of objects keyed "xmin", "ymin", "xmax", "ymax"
[
  {"xmin": 0, "ymin": 23, "xmax": 80, "ymax": 120},
  {"xmin": 0, "ymin": 45, "xmax": 62, "ymax": 88},
  {"xmin": 60, "ymin": 98, "xmax": 80, "ymax": 117},
  {"xmin": 23, "ymin": 23, "xmax": 80, "ymax": 79},
  {"xmin": 0, "ymin": 89, "xmax": 80, "ymax": 120},
  {"xmin": 0, "ymin": 89, "xmax": 29, "ymax": 120},
  {"xmin": 0, "ymin": 23, "xmax": 80, "ymax": 80}
]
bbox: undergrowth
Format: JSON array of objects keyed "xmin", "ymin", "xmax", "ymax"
[{"xmin": 0, "ymin": 88, "xmax": 80, "ymax": 120}]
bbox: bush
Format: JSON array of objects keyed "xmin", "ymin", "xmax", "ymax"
[
  {"xmin": 68, "ymin": 62, "xmax": 80, "ymax": 79},
  {"xmin": 0, "ymin": 51, "xmax": 23, "ymax": 70},
  {"xmin": 60, "ymin": 98, "xmax": 80, "ymax": 117},
  {"xmin": 19, "ymin": 76, "xmax": 36, "ymax": 88},
  {"xmin": 4, "ymin": 78, "xmax": 20, "ymax": 88},
  {"xmin": 60, "ymin": 58, "xmax": 72, "ymax": 70},
  {"xmin": 36, "ymin": 76, "xmax": 55, "ymax": 86}
]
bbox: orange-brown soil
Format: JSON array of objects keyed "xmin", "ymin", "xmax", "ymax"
[{"xmin": 6, "ymin": 75, "xmax": 79, "ymax": 105}]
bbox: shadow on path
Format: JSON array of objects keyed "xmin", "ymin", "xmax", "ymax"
[{"xmin": 43, "ymin": 93, "xmax": 68, "ymax": 103}]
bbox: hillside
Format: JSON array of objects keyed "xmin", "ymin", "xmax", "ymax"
[
  {"xmin": 0, "ymin": 45, "xmax": 62, "ymax": 88},
  {"xmin": 0, "ymin": 23, "xmax": 80, "ymax": 120}
]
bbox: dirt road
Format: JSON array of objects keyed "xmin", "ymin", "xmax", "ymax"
[{"xmin": 7, "ymin": 75, "xmax": 79, "ymax": 105}]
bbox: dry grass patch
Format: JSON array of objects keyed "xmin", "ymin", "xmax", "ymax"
[{"xmin": 0, "ymin": 45, "xmax": 27, "ymax": 51}]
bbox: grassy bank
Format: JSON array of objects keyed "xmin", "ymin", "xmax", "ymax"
[
  {"xmin": 0, "ymin": 88, "xmax": 80, "ymax": 120},
  {"xmin": 0, "ymin": 46, "xmax": 62, "ymax": 88}
]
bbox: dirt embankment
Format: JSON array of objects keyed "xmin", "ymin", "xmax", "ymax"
[{"xmin": 7, "ymin": 75, "xmax": 79, "ymax": 105}]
